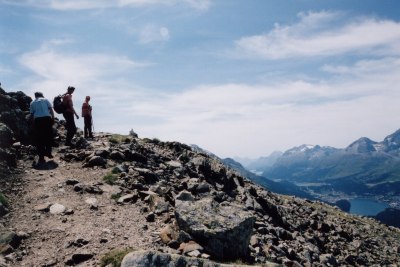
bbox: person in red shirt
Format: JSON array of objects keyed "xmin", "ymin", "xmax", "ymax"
[
  {"xmin": 62, "ymin": 86, "xmax": 79, "ymax": 146},
  {"xmin": 81, "ymin": 96, "xmax": 93, "ymax": 139}
]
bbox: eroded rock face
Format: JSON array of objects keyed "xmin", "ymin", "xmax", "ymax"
[{"xmin": 175, "ymin": 196, "xmax": 255, "ymax": 260}]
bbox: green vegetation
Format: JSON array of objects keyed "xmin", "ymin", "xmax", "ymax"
[
  {"xmin": 111, "ymin": 192, "xmax": 122, "ymax": 201},
  {"xmin": 0, "ymin": 193, "xmax": 8, "ymax": 206},
  {"xmin": 109, "ymin": 134, "xmax": 131, "ymax": 144},
  {"xmin": 100, "ymin": 248, "xmax": 135, "ymax": 267},
  {"xmin": 103, "ymin": 173, "xmax": 118, "ymax": 185},
  {"xmin": 111, "ymin": 166, "xmax": 121, "ymax": 174}
]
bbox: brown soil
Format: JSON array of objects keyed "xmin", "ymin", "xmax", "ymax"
[{"xmin": 3, "ymin": 137, "xmax": 162, "ymax": 267}]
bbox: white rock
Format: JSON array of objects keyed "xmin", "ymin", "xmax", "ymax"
[{"xmin": 49, "ymin": 203, "xmax": 66, "ymax": 214}]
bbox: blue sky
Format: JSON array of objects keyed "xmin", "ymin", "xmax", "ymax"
[{"xmin": 1, "ymin": 0, "xmax": 400, "ymax": 158}]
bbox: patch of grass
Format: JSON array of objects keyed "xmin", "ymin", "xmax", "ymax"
[
  {"xmin": 100, "ymin": 248, "xmax": 135, "ymax": 267},
  {"xmin": 111, "ymin": 167, "xmax": 121, "ymax": 174},
  {"xmin": 109, "ymin": 134, "xmax": 129, "ymax": 144},
  {"xmin": 103, "ymin": 173, "xmax": 118, "ymax": 185},
  {"xmin": 0, "ymin": 193, "xmax": 8, "ymax": 206},
  {"xmin": 111, "ymin": 192, "xmax": 122, "ymax": 201},
  {"xmin": 0, "ymin": 194, "xmax": 7, "ymax": 206}
]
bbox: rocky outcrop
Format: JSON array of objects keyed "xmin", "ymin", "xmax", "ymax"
[
  {"xmin": 0, "ymin": 88, "xmax": 31, "ymax": 144},
  {"xmin": 175, "ymin": 196, "xmax": 255, "ymax": 260},
  {"xmin": 0, "ymin": 87, "xmax": 32, "ymax": 179}
]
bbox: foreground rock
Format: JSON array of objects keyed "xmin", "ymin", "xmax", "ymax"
[
  {"xmin": 175, "ymin": 196, "xmax": 255, "ymax": 260},
  {"xmin": 121, "ymin": 250, "xmax": 279, "ymax": 267}
]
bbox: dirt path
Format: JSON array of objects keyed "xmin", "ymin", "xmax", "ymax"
[{"xmin": 3, "ymin": 138, "xmax": 162, "ymax": 266}]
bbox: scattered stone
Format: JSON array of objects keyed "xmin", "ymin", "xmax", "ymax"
[
  {"xmin": 85, "ymin": 197, "xmax": 98, "ymax": 209},
  {"xmin": 64, "ymin": 251, "xmax": 94, "ymax": 265},
  {"xmin": 73, "ymin": 184, "xmax": 83, "ymax": 192},
  {"xmin": 146, "ymin": 212, "xmax": 155, "ymax": 222},
  {"xmin": 166, "ymin": 161, "xmax": 182, "ymax": 168},
  {"xmin": 34, "ymin": 203, "xmax": 51, "ymax": 212},
  {"xmin": 86, "ymin": 156, "xmax": 107, "ymax": 167},
  {"xmin": 175, "ymin": 190, "xmax": 194, "ymax": 201},
  {"xmin": 49, "ymin": 203, "xmax": 66, "ymax": 214},
  {"xmin": 178, "ymin": 241, "xmax": 204, "ymax": 254},
  {"xmin": 0, "ymin": 231, "xmax": 21, "ymax": 251},
  {"xmin": 117, "ymin": 194, "xmax": 138, "ymax": 204},
  {"xmin": 65, "ymin": 179, "xmax": 80, "ymax": 185}
]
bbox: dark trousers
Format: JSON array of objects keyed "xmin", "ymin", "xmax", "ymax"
[
  {"xmin": 33, "ymin": 116, "xmax": 53, "ymax": 159},
  {"xmin": 84, "ymin": 116, "xmax": 93, "ymax": 138},
  {"xmin": 63, "ymin": 112, "xmax": 76, "ymax": 145}
]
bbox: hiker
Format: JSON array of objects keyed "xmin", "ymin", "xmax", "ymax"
[
  {"xmin": 63, "ymin": 86, "xmax": 79, "ymax": 146},
  {"xmin": 82, "ymin": 96, "xmax": 93, "ymax": 138},
  {"xmin": 29, "ymin": 92, "xmax": 54, "ymax": 164}
]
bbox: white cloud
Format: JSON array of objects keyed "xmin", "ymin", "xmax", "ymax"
[
  {"xmin": 136, "ymin": 25, "xmax": 170, "ymax": 44},
  {"xmin": 0, "ymin": 0, "xmax": 211, "ymax": 10},
  {"xmin": 235, "ymin": 11, "xmax": 400, "ymax": 59},
  {"xmin": 117, "ymin": 56, "xmax": 400, "ymax": 157},
  {"xmin": 17, "ymin": 41, "xmax": 151, "ymax": 104}
]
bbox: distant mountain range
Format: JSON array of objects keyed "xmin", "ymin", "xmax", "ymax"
[
  {"xmin": 236, "ymin": 129, "xmax": 400, "ymax": 196},
  {"xmin": 191, "ymin": 145, "xmax": 314, "ymax": 199}
]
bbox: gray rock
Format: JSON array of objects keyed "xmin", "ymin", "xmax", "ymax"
[
  {"xmin": 175, "ymin": 190, "xmax": 194, "ymax": 201},
  {"xmin": 175, "ymin": 197, "xmax": 255, "ymax": 260},
  {"xmin": 146, "ymin": 212, "xmax": 155, "ymax": 222},
  {"xmin": 65, "ymin": 179, "xmax": 80, "ymax": 185},
  {"xmin": 166, "ymin": 161, "xmax": 182, "ymax": 168},
  {"xmin": 196, "ymin": 182, "xmax": 210, "ymax": 193},
  {"xmin": 85, "ymin": 197, "xmax": 98, "ymax": 209},
  {"xmin": 117, "ymin": 194, "xmax": 138, "ymax": 204},
  {"xmin": 110, "ymin": 150, "xmax": 125, "ymax": 160},
  {"xmin": 0, "ymin": 231, "xmax": 21, "ymax": 250},
  {"xmin": 49, "ymin": 203, "xmax": 66, "ymax": 214},
  {"xmin": 0, "ymin": 124, "xmax": 13, "ymax": 148},
  {"xmin": 86, "ymin": 156, "xmax": 107, "ymax": 167},
  {"xmin": 64, "ymin": 250, "xmax": 94, "ymax": 265}
]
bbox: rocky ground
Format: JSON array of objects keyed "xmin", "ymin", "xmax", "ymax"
[
  {"xmin": 1, "ymin": 88, "xmax": 400, "ymax": 267},
  {"xmin": 1, "ymin": 135, "xmax": 162, "ymax": 266}
]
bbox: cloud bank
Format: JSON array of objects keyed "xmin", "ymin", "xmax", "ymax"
[{"xmin": 235, "ymin": 11, "xmax": 400, "ymax": 59}]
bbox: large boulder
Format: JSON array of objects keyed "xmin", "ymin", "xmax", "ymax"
[
  {"xmin": 174, "ymin": 196, "xmax": 255, "ymax": 261},
  {"xmin": 0, "ymin": 124, "xmax": 13, "ymax": 148},
  {"xmin": 0, "ymin": 89, "xmax": 31, "ymax": 144}
]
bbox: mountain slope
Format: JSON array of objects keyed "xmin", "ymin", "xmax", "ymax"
[{"xmin": 260, "ymin": 130, "xmax": 400, "ymax": 195}]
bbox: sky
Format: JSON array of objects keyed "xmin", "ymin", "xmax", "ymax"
[{"xmin": 1, "ymin": 0, "xmax": 400, "ymax": 158}]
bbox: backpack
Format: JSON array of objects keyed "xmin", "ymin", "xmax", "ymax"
[{"xmin": 53, "ymin": 95, "xmax": 66, "ymax": 114}]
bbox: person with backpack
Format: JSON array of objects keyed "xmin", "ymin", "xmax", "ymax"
[
  {"xmin": 30, "ymin": 92, "xmax": 54, "ymax": 164},
  {"xmin": 81, "ymin": 96, "xmax": 93, "ymax": 139},
  {"xmin": 63, "ymin": 86, "xmax": 79, "ymax": 146}
]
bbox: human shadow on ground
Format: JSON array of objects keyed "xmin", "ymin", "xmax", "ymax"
[{"xmin": 32, "ymin": 160, "xmax": 59, "ymax": 170}]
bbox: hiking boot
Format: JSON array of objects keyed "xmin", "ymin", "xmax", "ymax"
[{"xmin": 38, "ymin": 157, "xmax": 46, "ymax": 164}]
